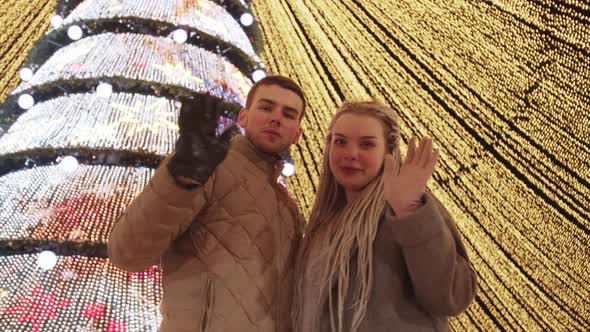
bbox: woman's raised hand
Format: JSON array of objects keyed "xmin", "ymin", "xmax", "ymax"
[{"xmin": 383, "ymin": 136, "xmax": 439, "ymax": 218}]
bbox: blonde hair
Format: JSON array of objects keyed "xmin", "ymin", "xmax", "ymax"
[{"xmin": 293, "ymin": 100, "xmax": 401, "ymax": 332}]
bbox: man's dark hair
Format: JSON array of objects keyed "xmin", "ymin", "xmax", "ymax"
[{"xmin": 245, "ymin": 75, "xmax": 306, "ymax": 121}]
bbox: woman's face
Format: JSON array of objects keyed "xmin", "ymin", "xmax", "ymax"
[{"xmin": 328, "ymin": 113, "xmax": 388, "ymax": 198}]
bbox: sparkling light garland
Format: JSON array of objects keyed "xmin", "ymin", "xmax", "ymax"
[
  {"xmin": 0, "ymin": 1, "xmax": 254, "ymax": 331},
  {"xmin": 61, "ymin": 0, "xmax": 259, "ymax": 60},
  {"xmin": 0, "ymin": 164, "xmax": 153, "ymax": 243},
  {"xmin": 0, "ymin": 254, "xmax": 162, "ymax": 331},
  {"xmin": 251, "ymin": 0, "xmax": 590, "ymax": 330},
  {"xmin": 0, "ymin": 93, "xmax": 179, "ymax": 156},
  {"xmin": 11, "ymin": 33, "xmax": 252, "ymax": 105}
]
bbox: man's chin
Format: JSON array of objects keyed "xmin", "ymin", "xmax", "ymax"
[
  {"xmin": 260, "ymin": 144, "xmax": 289, "ymax": 155},
  {"xmin": 256, "ymin": 141, "xmax": 289, "ymax": 155},
  {"xmin": 247, "ymin": 134, "xmax": 291, "ymax": 155}
]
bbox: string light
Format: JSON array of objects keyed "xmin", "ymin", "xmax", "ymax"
[
  {"xmin": 0, "ymin": 164, "xmax": 153, "ymax": 242},
  {"xmin": 0, "ymin": 254, "xmax": 162, "ymax": 331},
  {"xmin": 251, "ymin": 0, "xmax": 590, "ymax": 330},
  {"xmin": 61, "ymin": 0, "xmax": 259, "ymax": 60},
  {"xmin": 10, "ymin": 33, "xmax": 252, "ymax": 106},
  {"xmin": 0, "ymin": 0, "xmax": 55, "ymax": 101},
  {"xmin": 0, "ymin": 93, "xmax": 182, "ymax": 157},
  {"xmin": 1, "ymin": 1, "xmax": 245, "ymax": 331}
]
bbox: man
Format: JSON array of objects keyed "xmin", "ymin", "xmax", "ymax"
[{"xmin": 108, "ymin": 75, "xmax": 306, "ymax": 331}]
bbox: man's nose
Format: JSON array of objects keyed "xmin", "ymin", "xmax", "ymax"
[{"xmin": 268, "ymin": 110, "xmax": 282, "ymax": 126}]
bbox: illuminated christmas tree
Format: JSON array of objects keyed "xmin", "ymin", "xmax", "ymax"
[{"xmin": 0, "ymin": 0, "xmax": 265, "ymax": 330}]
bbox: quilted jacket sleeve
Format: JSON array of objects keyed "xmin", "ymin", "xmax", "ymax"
[
  {"xmin": 107, "ymin": 156, "xmax": 214, "ymax": 272},
  {"xmin": 384, "ymin": 193, "xmax": 477, "ymax": 316}
]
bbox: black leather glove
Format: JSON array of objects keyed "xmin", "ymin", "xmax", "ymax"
[{"xmin": 167, "ymin": 94, "xmax": 239, "ymax": 185}]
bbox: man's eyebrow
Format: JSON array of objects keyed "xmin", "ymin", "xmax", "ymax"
[
  {"xmin": 256, "ymin": 98, "xmax": 276, "ymax": 105},
  {"xmin": 257, "ymin": 99, "xmax": 300, "ymax": 115}
]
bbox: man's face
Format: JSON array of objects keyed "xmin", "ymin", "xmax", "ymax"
[{"xmin": 238, "ymin": 84, "xmax": 303, "ymax": 155}]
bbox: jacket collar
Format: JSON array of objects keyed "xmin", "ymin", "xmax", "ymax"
[{"xmin": 230, "ymin": 134, "xmax": 284, "ymax": 181}]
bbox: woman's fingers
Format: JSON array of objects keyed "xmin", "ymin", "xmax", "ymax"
[
  {"xmin": 423, "ymin": 138, "xmax": 434, "ymax": 168},
  {"xmin": 428, "ymin": 148, "xmax": 439, "ymax": 174},
  {"xmin": 415, "ymin": 137, "xmax": 431, "ymax": 168},
  {"xmin": 405, "ymin": 137, "xmax": 417, "ymax": 165},
  {"xmin": 403, "ymin": 136, "xmax": 438, "ymax": 174}
]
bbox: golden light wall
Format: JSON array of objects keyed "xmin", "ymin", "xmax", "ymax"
[
  {"xmin": 1, "ymin": 0, "xmax": 589, "ymax": 331},
  {"xmin": 251, "ymin": 0, "xmax": 589, "ymax": 331},
  {"xmin": 0, "ymin": 0, "xmax": 56, "ymax": 102}
]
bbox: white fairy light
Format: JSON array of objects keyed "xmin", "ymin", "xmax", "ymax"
[
  {"xmin": 50, "ymin": 14, "xmax": 64, "ymax": 28},
  {"xmin": 172, "ymin": 29, "xmax": 188, "ymax": 44},
  {"xmin": 240, "ymin": 13, "xmax": 254, "ymax": 27},
  {"xmin": 67, "ymin": 25, "xmax": 84, "ymax": 40},
  {"xmin": 17, "ymin": 94, "xmax": 34, "ymax": 109},
  {"xmin": 19, "ymin": 68, "xmax": 34, "ymax": 82},
  {"xmin": 252, "ymin": 69, "xmax": 266, "ymax": 82},
  {"xmin": 282, "ymin": 162, "xmax": 295, "ymax": 177},
  {"xmin": 59, "ymin": 156, "xmax": 79, "ymax": 173},
  {"xmin": 96, "ymin": 82, "xmax": 113, "ymax": 98},
  {"xmin": 37, "ymin": 251, "xmax": 58, "ymax": 271}
]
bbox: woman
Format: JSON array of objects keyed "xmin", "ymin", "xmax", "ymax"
[{"xmin": 293, "ymin": 101, "xmax": 477, "ymax": 332}]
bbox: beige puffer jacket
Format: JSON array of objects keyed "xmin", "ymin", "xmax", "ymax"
[{"xmin": 108, "ymin": 135, "xmax": 304, "ymax": 332}]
